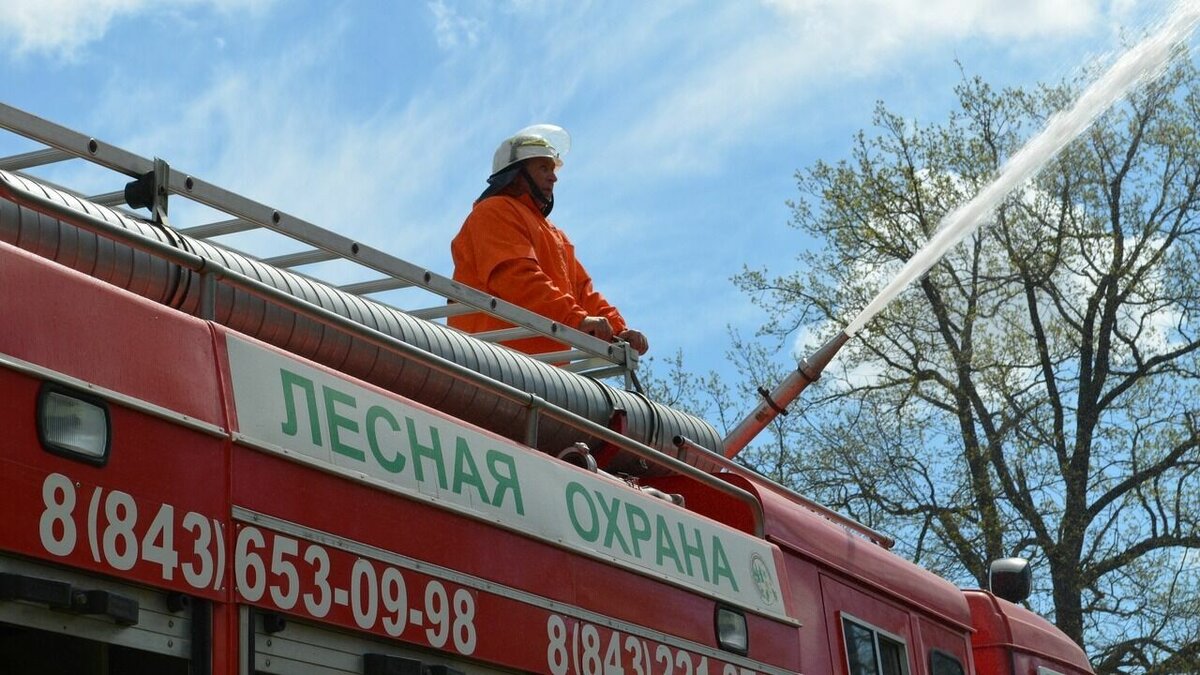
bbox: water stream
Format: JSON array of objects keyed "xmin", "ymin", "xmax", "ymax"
[{"xmin": 843, "ymin": 0, "xmax": 1200, "ymax": 337}]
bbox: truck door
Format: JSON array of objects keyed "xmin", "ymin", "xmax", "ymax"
[{"xmin": 822, "ymin": 575, "xmax": 916, "ymax": 675}]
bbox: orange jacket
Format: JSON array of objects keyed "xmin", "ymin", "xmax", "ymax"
[{"xmin": 449, "ymin": 193, "xmax": 627, "ymax": 354}]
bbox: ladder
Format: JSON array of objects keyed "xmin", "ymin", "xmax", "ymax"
[{"xmin": 0, "ymin": 103, "xmax": 638, "ymax": 380}]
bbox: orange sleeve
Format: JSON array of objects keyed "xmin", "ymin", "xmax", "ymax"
[
  {"xmin": 487, "ymin": 259, "xmax": 589, "ymax": 329},
  {"xmin": 570, "ymin": 258, "xmax": 627, "ymax": 334}
]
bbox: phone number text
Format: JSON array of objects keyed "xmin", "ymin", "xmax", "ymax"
[
  {"xmin": 38, "ymin": 472, "xmax": 226, "ymax": 592},
  {"xmin": 546, "ymin": 614, "xmax": 757, "ymax": 675},
  {"xmin": 234, "ymin": 524, "xmax": 478, "ymax": 655}
]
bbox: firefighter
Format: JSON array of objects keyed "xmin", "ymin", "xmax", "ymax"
[{"xmin": 449, "ymin": 124, "xmax": 649, "ymax": 356}]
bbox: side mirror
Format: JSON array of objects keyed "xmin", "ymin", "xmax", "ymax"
[{"xmin": 989, "ymin": 557, "xmax": 1032, "ymax": 603}]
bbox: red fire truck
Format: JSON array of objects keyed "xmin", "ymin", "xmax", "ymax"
[{"xmin": 0, "ymin": 102, "xmax": 1093, "ymax": 674}]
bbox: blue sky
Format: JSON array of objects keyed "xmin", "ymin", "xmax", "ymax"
[{"xmin": 0, "ymin": 0, "xmax": 1183, "ymax": 389}]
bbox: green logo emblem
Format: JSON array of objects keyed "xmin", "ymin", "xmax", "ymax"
[{"xmin": 750, "ymin": 553, "xmax": 778, "ymax": 606}]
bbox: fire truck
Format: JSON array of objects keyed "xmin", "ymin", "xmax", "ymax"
[{"xmin": 0, "ymin": 102, "xmax": 1093, "ymax": 674}]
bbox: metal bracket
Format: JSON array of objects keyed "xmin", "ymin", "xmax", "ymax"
[
  {"xmin": 69, "ymin": 588, "xmax": 140, "ymax": 625},
  {"xmin": 124, "ymin": 157, "xmax": 170, "ymax": 223},
  {"xmin": 0, "ymin": 571, "xmax": 139, "ymax": 625},
  {"xmin": 363, "ymin": 654, "xmax": 425, "ymax": 675},
  {"xmin": 261, "ymin": 611, "xmax": 287, "ymax": 634},
  {"xmin": 0, "ymin": 571, "xmax": 73, "ymax": 608},
  {"xmin": 756, "ymin": 386, "xmax": 789, "ymax": 415}
]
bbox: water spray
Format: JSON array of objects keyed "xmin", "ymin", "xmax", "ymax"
[{"xmin": 722, "ymin": 1, "xmax": 1200, "ymax": 459}]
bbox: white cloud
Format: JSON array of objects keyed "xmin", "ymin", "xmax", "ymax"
[
  {"xmin": 0, "ymin": 0, "xmax": 272, "ymax": 60},
  {"xmin": 1, "ymin": 0, "xmax": 144, "ymax": 58},
  {"xmin": 599, "ymin": 0, "xmax": 1112, "ymax": 180},
  {"xmin": 428, "ymin": 0, "xmax": 483, "ymax": 50},
  {"xmin": 764, "ymin": 0, "xmax": 1098, "ymax": 44}
]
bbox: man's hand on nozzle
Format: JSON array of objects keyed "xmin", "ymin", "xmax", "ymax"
[
  {"xmin": 578, "ymin": 316, "xmax": 614, "ymax": 341},
  {"xmin": 618, "ymin": 329, "xmax": 649, "ymax": 355}
]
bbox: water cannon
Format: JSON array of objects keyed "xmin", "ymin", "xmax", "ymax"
[{"xmin": 722, "ymin": 332, "xmax": 848, "ymax": 458}]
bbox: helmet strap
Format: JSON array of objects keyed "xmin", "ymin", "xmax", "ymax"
[{"xmin": 519, "ymin": 163, "xmax": 554, "ymax": 217}]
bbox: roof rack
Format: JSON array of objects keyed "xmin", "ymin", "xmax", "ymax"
[{"xmin": 0, "ymin": 103, "xmax": 638, "ymax": 381}]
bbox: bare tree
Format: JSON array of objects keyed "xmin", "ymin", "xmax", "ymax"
[{"xmin": 732, "ymin": 62, "xmax": 1200, "ymax": 671}]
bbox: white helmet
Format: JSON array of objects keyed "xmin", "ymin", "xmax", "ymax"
[{"xmin": 490, "ymin": 124, "xmax": 570, "ymax": 176}]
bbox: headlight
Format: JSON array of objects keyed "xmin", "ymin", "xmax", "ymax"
[
  {"xmin": 38, "ymin": 385, "xmax": 111, "ymax": 466},
  {"xmin": 715, "ymin": 606, "xmax": 748, "ymax": 654}
]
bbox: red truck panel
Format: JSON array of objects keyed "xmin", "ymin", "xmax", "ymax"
[
  {"xmin": 965, "ymin": 589, "xmax": 1093, "ymax": 674},
  {"xmin": 0, "ymin": 241, "xmax": 225, "ymax": 427}
]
